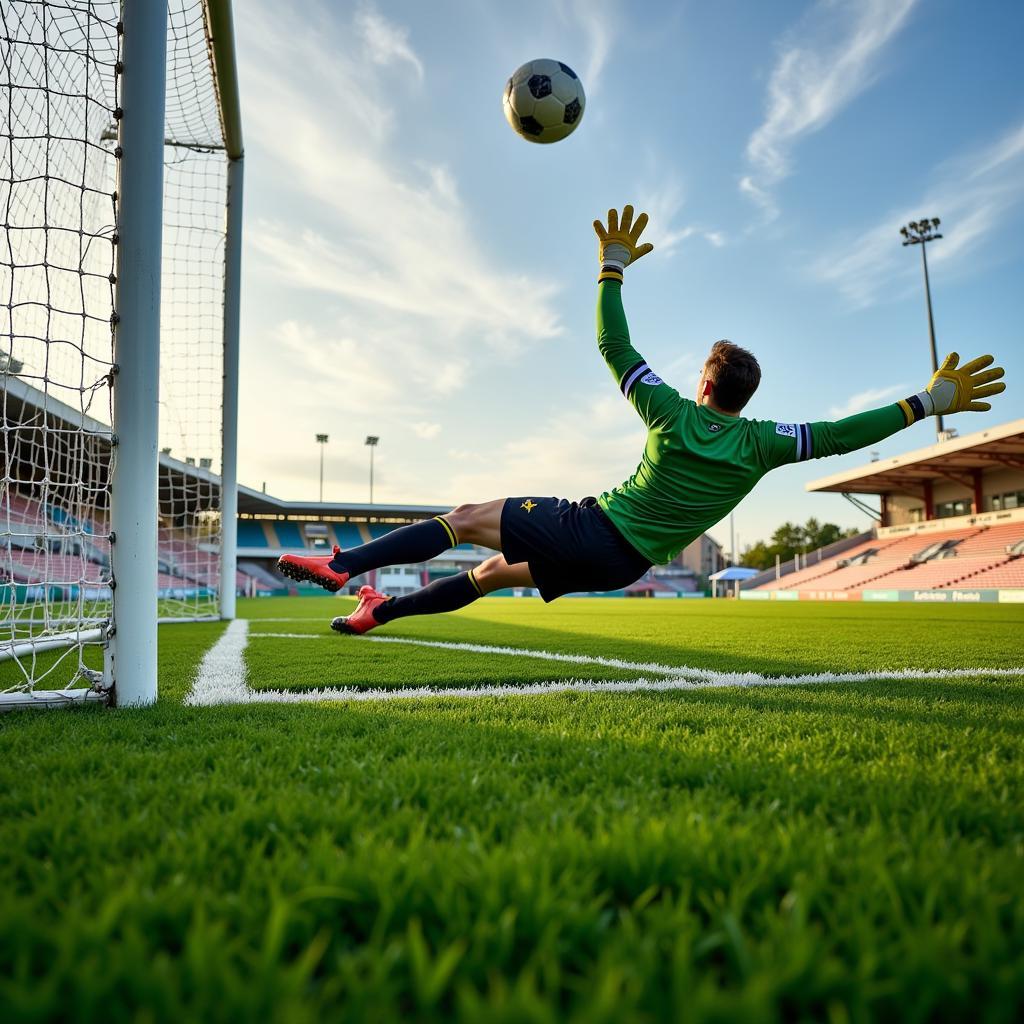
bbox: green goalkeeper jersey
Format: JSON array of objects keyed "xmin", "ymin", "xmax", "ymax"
[{"xmin": 595, "ymin": 281, "xmax": 909, "ymax": 565}]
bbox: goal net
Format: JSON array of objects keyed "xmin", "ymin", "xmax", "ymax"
[{"xmin": 1, "ymin": 0, "xmax": 242, "ymax": 707}]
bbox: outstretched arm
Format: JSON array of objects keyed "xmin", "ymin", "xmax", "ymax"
[
  {"xmin": 761, "ymin": 352, "xmax": 1007, "ymax": 468},
  {"xmin": 593, "ymin": 206, "xmax": 682, "ymax": 429},
  {"xmin": 597, "ymin": 280, "xmax": 682, "ymax": 429}
]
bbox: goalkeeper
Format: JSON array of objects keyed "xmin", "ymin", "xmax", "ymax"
[{"xmin": 278, "ymin": 206, "xmax": 1006, "ymax": 635}]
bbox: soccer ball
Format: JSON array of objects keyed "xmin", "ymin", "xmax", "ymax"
[{"xmin": 503, "ymin": 59, "xmax": 586, "ymax": 144}]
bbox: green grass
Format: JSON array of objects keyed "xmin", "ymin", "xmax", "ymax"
[{"xmin": 2, "ymin": 598, "xmax": 1023, "ymax": 1022}]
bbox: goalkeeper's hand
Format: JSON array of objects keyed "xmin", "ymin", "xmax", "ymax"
[
  {"xmin": 902, "ymin": 352, "xmax": 1006, "ymax": 423},
  {"xmin": 919, "ymin": 353, "xmax": 1006, "ymax": 416},
  {"xmin": 594, "ymin": 205, "xmax": 654, "ymax": 284}
]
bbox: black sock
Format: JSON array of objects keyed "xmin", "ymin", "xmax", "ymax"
[
  {"xmin": 374, "ymin": 570, "xmax": 483, "ymax": 623},
  {"xmin": 329, "ymin": 517, "xmax": 457, "ymax": 578}
]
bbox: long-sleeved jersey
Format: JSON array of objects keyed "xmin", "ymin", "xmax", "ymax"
[{"xmin": 596, "ymin": 281, "xmax": 911, "ymax": 565}]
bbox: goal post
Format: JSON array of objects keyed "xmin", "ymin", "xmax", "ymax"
[
  {"xmin": 1, "ymin": 0, "xmax": 243, "ymax": 709},
  {"xmin": 207, "ymin": 0, "xmax": 244, "ymax": 623},
  {"xmin": 109, "ymin": 0, "xmax": 168, "ymax": 707}
]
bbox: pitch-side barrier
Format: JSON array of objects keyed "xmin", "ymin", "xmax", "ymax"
[{"xmin": 741, "ymin": 588, "xmax": 1024, "ymax": 603}]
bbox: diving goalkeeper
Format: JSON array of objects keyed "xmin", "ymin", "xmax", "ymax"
[{"xmin": 278, "ymin": 206, "xmax": 1006, "ymax": 634}]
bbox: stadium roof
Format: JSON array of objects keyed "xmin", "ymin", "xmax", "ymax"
[
  {"xmin": 237, "ymin": 484, "xmax": 448, "ymax": 519},
  {"xmin": 709, "ymin": 566, "xmax": 760, "ymax": 582},
  {"xmin": 806, "ymin": 418, "xmax": 1024, "ymax": 495}
]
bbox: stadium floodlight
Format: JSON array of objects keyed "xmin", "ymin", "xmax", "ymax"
[
  {"xmin": 900, "ymin": 216, "xmax": 945, "ymax": 441},
  {"xmin": 316, "ymin": 434, "xmax": 330, "ymax": 503},
  {"xmin": 365, "ymin": 436, "xmax": 380, "ymax": 505},
  {"xmin": 1, "ymin": 0, "xmax": 244, "ymax": 709}
]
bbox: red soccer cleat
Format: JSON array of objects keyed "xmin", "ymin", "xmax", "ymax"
[
  {"xmin": 277, "ymin": 545, "xmax": 350, "ymax": 593},
  {"xmin": 331, "ymin": 585, "xmax": 390, "ymax": 635}
]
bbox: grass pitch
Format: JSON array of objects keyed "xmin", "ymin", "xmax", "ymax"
[{"xmin": 2, "ymin": 597, "xmax": 1023, "ymax": 1022}]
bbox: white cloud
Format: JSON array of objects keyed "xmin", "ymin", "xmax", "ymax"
[
  {"xmin": 235, "ymin": 3, "xmax": 569, "ymax": 498},
  {"xmin": 556, "ymin": 0, "xmax": 615, "ymax": 94},
  {"xmin": 355, "ymin": 6, "xmax": 424, "ymax": 82},
  {"xmin": 447, "ymin": 448, "xmax": 486, "ymax": 464},
  {"xmin": 808, "ymin": 119, "xmax": 1024, "ymax": 308},
  {"xmin": 240, "ymin": 4, "xmax": 563, "ymax": 350},
  {"xmin": 412, "ymin": 421, "xmax": 441, "ymax": 440},
  {"xmin": 448, "ymin": 394, "xmax": 650, "ymax": 502},
  {"xmin": 660, "ymin": 350, "xmax": 702, "ymax": 394},
  {"xmin": 967, "ymin": 121, "xmax": 1024, "ymax": 180},
  {"xmin": 828, "ymin": 383, "xmax": 908, "ymax": 419},
  {"xmin": 636, "ymin": 177, "xmax": 726, "ymax": 257},
  {"xmin": 742, "ymin": 0, "xmax": 918, "ymax": 217},
  {"xmin": 434, "ymin": 363, "xmax": 468, "ymax": 396},
  {"xmin": 249, "ymin": 222, "xmax": 560, "ymax": 346},
  {"xmin": 738, "ymin": 175, "xmax": 777, "ymax": 220}
]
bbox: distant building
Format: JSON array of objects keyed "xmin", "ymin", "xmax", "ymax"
[{"xmin": 659, "ymin": 533, "xmax": 725, "ymax": 578}]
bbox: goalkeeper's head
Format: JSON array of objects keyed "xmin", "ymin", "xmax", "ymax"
[{"xmin": 698, "ymin": 341, "xmax": 761, "ymax": 414}]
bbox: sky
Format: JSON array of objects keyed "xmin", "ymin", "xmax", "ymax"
[{"xmin": 233, "ymin": 0, "xmax": 1024, "ymax": 555}]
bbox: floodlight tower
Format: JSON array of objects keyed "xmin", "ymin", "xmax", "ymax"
[
  {"xmin": 900, "ymin": 217, "xmax": 944, "ymax": 439},
  {"xmin": 315, "ymin": 433, "xmax": 329, "ymax": 502},
  {"xmin": 365, "ymin": 435, "xmax": 380, "ymax": 504}
]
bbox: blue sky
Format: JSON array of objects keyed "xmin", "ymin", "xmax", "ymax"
[{"xmin": 234, "ymin": 0, "xmax": 1024, "ymax": 554}]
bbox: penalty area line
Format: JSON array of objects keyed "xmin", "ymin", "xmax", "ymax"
[
  {"xmin": 251, "ymin": 631, "xmax": 1024, "ymax": 687},
  {"xmin": 188, "ymin": 621, "xmax": 1024, "ymax": 707}
]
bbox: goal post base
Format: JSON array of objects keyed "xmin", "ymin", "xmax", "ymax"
[{"xmin": 0, "ymin": 688, "xmax": 110, "ymax": 712}]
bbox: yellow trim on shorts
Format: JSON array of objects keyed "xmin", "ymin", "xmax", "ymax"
[
  {"xmin": 467, "ymin": 568, "xmax": 483, "ymax": 597},
  {"xmin": 434, "ymin": 516, "xmax": 458, "ymax": 547}
]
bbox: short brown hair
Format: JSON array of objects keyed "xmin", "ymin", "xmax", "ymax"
[{"xmin": 703, "ymin": 340, "xmax": 761, "ymax": 412}]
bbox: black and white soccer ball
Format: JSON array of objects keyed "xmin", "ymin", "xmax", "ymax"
[{"xmin": 503, "ymin": 59, "xmax": 586, "ymax": 144}]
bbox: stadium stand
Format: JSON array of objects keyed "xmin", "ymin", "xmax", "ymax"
[
  {"xmin": 6, "ymin": 550, "xmax": 108, "ymax": 587},
  {"xmin": 747, "ymin": 420, "xmax": 1024, "ymax": 598},
  {"xmin": 238, "ymin": 561, "xmax": 282, "ymax": 590},
  {"xmin": 274, "ymin": 521, "xmax": 305, "ymax": 549},
  {"xmin": 964, "ymin": 557, "xmax": 1024, "ymax": 589},
  {"xmin": 791, "ymin": 528, "xmax": 980, "ymax": 591},
  {"xmin": 877, "ymin": 522, "xmax": 1024, "ymax": 590},
  {"xmin": 333, "ymin": 523, "xmax": 366, "ymax": 550},
  {"xmin": 3, "ymin": 491, "xmax": 48, "ymax": 535},
  {"xmin": 48, "ymin": 504, "xmax": 94, "ymax": 535},
  {"xmin": 237, "ymin": 519, "xmax": 269, "ymax": 548},
  {"xmin": 755, "ymin": 535, "xmax": 902, "ymax": 591}
]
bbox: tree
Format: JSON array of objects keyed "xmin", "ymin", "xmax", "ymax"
[{"xmin": 741, "ymin": 518, "xmax": 860, "ymax": 570}]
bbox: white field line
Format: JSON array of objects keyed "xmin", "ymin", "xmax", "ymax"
[
  {"xmin": 185, "ymin": 618, "xmax": 249, "ymax": 706},
  {"xmin": 246, "ymin": 617, "xmax": 327, "ymax": 622},
  {"xmin": 186, "ymin": 624, "xmax": 1024, "ymax": 707}
]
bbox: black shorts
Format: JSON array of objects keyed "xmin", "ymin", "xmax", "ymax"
[{"xmin": 500, "ymin": 496, "xmax": 651, "ymax": 602}]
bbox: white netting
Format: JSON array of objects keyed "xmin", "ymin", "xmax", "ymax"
[
  {"xmin": 1, "ymin": 1, "xmax": 120, "ymax": 693},
  {"xmin": 157, "ymin": 0, "xmax": 228, "ymax": 619},
  {"xmin": 2, "ymin": 0, "xmax": 233, "ymax": 697}
]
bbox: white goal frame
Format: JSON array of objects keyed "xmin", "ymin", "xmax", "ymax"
[{"xmin": 0, "ymin": 0, "xmax": 243, "ymax": 709}]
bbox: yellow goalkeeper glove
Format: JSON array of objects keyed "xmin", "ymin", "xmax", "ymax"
[
  {"xmin": 593, "ymin": 205, "xmax": 654, "ymax": 283},
  {"xmin": 900, "ymin": 352, "xmax": 1006, "ymax": 424}
]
